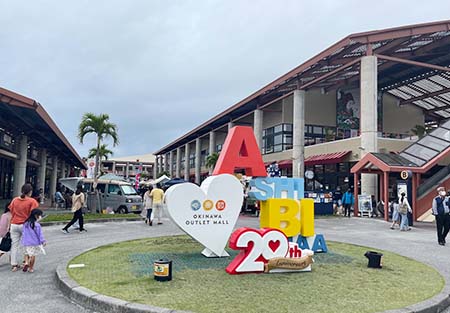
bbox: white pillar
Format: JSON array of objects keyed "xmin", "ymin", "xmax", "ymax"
[
  {"xmin": 169, "ymin": 151, "xmax": 174, "ymax": 177},
  {"xmin": 184, "ymin": 143, "xmax": 190, "ymax": 181},
  {"xmin": 195, "ymin": 138, "xmax": 201, "ymax": 184},
  {"xmin": 228, "ymin": 121, "xmax": 234, "ymax": 131},
  {"xmin": 209, "ymin": 131, "xmax": 216, "ymax": 174},
  {"xmin": 112, "ymin": 161, "xmax": 116, "ymax": 173},
  {"xmin": 176, "ymin": 147, "xmax": 181, "ymax": 178},
  {"xmin": 38, "ymin": 148, "xmax": 47, "ymax": 193},
  {"xmin": 292, "ymin": 90, "xmax": 305, "ymax": 178},
  {"xmin": 61, "ymin": 160, "xmax": 66, "ymax": 178},
  {"xmin": 254, "ymin": 109, "xmax": 263, "ymax": 151},
  {"xmin": 360, "ymin": 55, "xmax": 378, "ymax": 198},
  {"xmin": 49, "ymin": 156, "xmax": 58, "ymax": 198},
  {"xmin": 13, "ymin": 135, "xmax": 28, "ymax": 196}
]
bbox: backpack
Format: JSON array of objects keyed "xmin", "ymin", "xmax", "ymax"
[{"xmin": 398, "ymin": 201, "xmax": 408, "ymax": 214}]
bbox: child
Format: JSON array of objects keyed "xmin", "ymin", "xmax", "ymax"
[
  {"xmin": 0, "ymin": 203, "xmax": 12, "ymax": 259},
  {"xmin": 21, "ymin": 209, "xmax": 46, "ymax": 273}
]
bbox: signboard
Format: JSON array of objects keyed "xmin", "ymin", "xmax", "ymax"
[
  {"xmin": 165, "ymin": 126, "xmax": 327, "ymax": 275},
  {"xmin": 400, "ymin": 170, "xmax": 410, "ymax": 180},
  {"xmin": 86, "ymin": 159, "xmax": 96, "ymax": 179}
]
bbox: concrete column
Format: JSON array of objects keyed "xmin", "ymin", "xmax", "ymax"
[
  {"xmin": 184, "ymin": 143, "xmax": 190, "ymax": 181},
  {"xmin": 61, "ymin": 160, "xmax": 66, "ymax": 178},
  {"xmin": 37, "ymin": 148, "xmax": 47, "ymax": 193},
  {"xmin": 112, "ymin": 161, "xmax": 116, "ymax": 173},
  {"xmin": 169, "ymin": 151, "xmax": 174, "ymax": 177},
  {"xmin": 228, "ymin": 121, "xmax": 234, "ymax": 131},
  {"xmin": 49, "ymin": 156, "xmax": 58, "ymax": 198},
  {"xmin": 176, "ymin": 147, "xmax": 181, "ymax": 178},
  {"xmin": 253, "ymin": 109, "xmax": 263, "ymax": 151},
  {"xmin": 195, "ymin": 138, "xmax": 201, "ymax": 185},
  {"xmin": 154, "ymin": 156, "xmax": 159, "ymax": 178},
  {"xmin": 292, "ymin": 90, "xmax": 305, "ymax": 178},
  {"xmin": 13, "ymin": 135, "xmax": 28, "ymax": 196},
  {"xmin": 360, "ymin": 55, "xmax": 378, "ymax": 198},
  {"xmin": 209, "ymin": 131, "xmax": 216, "ymax": 174}
]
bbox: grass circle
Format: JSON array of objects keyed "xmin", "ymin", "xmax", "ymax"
[{"xmin": 68, "ymin": 236, "xmax": 444, "ymax": 313}]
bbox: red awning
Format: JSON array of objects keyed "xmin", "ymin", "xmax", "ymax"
[
  {"xmin": 278, "ymin": 160, "xmax": 292, "ymax": 168},
  {"xmin": 304, "ymin": 151, "xmax": 351, "ymax": 166}
]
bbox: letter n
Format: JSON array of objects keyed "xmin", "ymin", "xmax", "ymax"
[{"xmin": 212, "ymin": 126, "xmax": 266, "ymax": 177}]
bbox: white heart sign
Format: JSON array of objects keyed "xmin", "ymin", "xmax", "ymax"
[{"xmin": 165, "ymin": 174, "xmax": 243, "ymax": 257}]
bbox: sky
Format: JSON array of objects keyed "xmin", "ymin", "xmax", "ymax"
[{"xmin": 1, "ymin": 0, "xmax": 450, "ymax": 159}]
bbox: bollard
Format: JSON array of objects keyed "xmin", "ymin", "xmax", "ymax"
[
  {"xmin": 154, "ymin": 258, "xmax": 172, "ymax": 281},
  {"xmin": 364, "ymin": 251, "xmax": 383, "ymax": 269}
]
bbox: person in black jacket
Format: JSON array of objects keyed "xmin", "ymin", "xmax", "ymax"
[{"xmin": 432, "ymin": 187, "xmax": 450, "ymax": 246}]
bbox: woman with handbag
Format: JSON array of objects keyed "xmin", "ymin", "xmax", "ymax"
[
  {"xmin": 0, "ymin": 203, "xmax": 12, "ymax": 259},
  {"xmin": 8, "ymin": 183, "xmax": 39, "ymax": 272},
  {"xmin": 61, "ymin": 185, "xmax": 86, "ymax": 233}
]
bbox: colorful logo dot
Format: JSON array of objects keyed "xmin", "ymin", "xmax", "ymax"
[
  {"xmin": 203, "ymin": 200, "xmax": 214, "ymax": 211},
  {"xmin": 191, "ymin": 200, "xmax": 201, "ymax": 211},
  {"xmin": 216, "ymin": 200, "xmax": 226, "ymax": 211}
]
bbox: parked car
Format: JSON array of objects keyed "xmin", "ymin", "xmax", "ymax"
[{"xmin": 59, "ymin": 177, "xmax": 143, "ymax": 214}]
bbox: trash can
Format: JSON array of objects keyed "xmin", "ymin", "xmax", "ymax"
[
  {"xmin": 154, "ymin": 258, "xmax": 172, "ymax": 281},
  {"xmin": 364, "ymin": 251, "xmax": 383, "ymax": 268}
]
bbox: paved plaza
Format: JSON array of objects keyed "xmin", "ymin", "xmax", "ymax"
[{"xmin": 1, "ymin": 217, "xmax": 449, "ymax": 313}]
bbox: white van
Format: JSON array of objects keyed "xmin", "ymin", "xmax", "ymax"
[{"xmin": 60, "ymin": 178, "xmax": 143, "ymax": 214}]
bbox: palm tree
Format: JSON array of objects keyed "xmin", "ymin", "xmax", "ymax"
[
  {"xmin": 206, "ymin": 152, "xmax": 220, "ymax": 173},
  {"xmin": 88, "ymin": 144, "xmax": 113, "ymax": 161},
  {"xmin": 78, "ymin": 113, "xmax": 119, "ymax": 180}
]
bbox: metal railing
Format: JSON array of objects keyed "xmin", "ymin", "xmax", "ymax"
[{"xmin": 417, "ymin": 164, "xmax": 450, "ymax": 198}]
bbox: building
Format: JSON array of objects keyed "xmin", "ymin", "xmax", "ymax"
[
  {"xmin": 0, "ymin": 87, "xmax": 85, "ymax": 200},
  {"xmin": 154, "ymin": 20, "xmax": 450, "ymax": 220},
  {"xmin": 101, "ymin": 153, "xmax": 155, "ymax": 180}
]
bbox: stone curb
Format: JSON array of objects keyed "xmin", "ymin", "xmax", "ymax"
[
  {"xmin": 42, "ymin": 217, "xmax": 142, "ymax": 227},
  {"xmin": 55, "ymin": 245, "xmax": 450, "ymax": 313},
  {"xmin": 56, "ymin": 255, "xmax": 191, "ymax": 313}
]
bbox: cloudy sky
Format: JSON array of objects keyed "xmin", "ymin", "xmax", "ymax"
[{"xmin": 1, "ymin": 0, "xmax": 450, "ymax": 158}]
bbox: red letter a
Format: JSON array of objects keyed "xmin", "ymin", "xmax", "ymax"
[{"xmin": 212, "ymin": 126, "xmax": 266, "ymax": 177}]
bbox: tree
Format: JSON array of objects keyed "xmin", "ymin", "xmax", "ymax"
[
  {"xmin": 78, "ymin": 113, "xmax": 119, "ymax": 180},
  {"xmin": 206, "ymin": 152, "xmax": 220, "ymax": 171},
  {"xmin": 88, "ymin": 144, "xmax": 113, "ymax": 161},
  {"xmin": 411, "ymin": 125, "xmax": 427, "ymax": 139}
]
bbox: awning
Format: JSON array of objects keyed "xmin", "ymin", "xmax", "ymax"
[
  {"xmin": 304, "ymin": 151, "xmax": 351, "ymax": 166},
  {"xmin": 278, "ymin": 160, "xmax": 292, "ymax": 168}
]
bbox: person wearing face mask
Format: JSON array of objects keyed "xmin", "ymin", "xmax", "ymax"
[{"xmin": 432, "ymin": 187, "xmax": 450, "ymax": 246}]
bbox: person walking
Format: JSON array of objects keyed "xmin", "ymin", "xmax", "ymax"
[
  {"xmin": 0, "ymin": 203, "xmax": 12, "ymax": 259},
  {"xmin": 341, "ymin": 189, "xmax": 354, "ymax": 218},
  {"xmin": 432, "ymin": 187, "xmax": 450, "ymax": 246},
  {"xmin": 21, "ymin": 209, "xmax": 46, "ymax": 273},
  {"xmin": 142, "ymin": 186, "xmax": 153, "ymax": 226},
  {"xmin": 150, "ymin": 183, "xmax": 165, "ymax": 225},
  {"xmin": 8, "ymin": 183, "xmax": 39, "ymax": 272},
  {"xmin": 390, "ymin": 198, "xmax": 400, "ymax": 230},
  {"xmin": 398, "ymin": 192, "xmax": 412, "ymax": 231},
  {"xmin": 61, "ymin": 185, "xmax": 87, "ymax": 233}
]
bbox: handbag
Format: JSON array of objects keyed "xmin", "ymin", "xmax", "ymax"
[{"xmin": 0, "ymin": 232, "xmax": 12, "ymax": 252}]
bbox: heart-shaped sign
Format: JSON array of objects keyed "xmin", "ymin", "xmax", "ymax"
[{"xmin": 165, "ymin": 174, "xmax": 244, "ymax": 257}]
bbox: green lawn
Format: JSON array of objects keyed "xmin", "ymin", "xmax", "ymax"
[
  {"xmin": 42, "ymin": 213, "xmax": 139, "ymax": 223},
  {"xmin": 68, "ymin": 236, "xmax": 444, "ymax": 313}
]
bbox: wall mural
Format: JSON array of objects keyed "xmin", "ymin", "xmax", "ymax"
[{"xmin": 336, "ymin": 88, "xmax": 382, "ymax": 139}]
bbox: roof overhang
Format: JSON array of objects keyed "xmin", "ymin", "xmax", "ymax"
[
  {"xmin": 0, "ymin": 87, "xmax": 86, "ymax": 169},
  {"xmin": 155, "ymin": 19, "xmax": 450, "ymax": 155}
]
